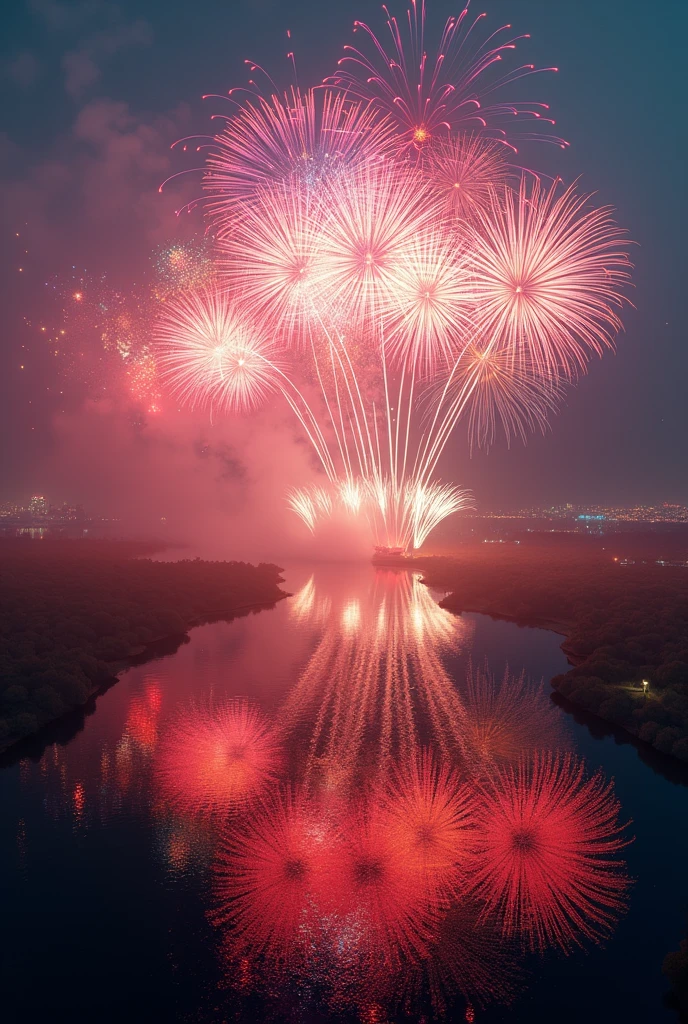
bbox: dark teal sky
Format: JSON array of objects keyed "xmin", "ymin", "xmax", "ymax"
[{"xmin": 1, "ymin": 0, "xmax": 686, "ymax": 515}]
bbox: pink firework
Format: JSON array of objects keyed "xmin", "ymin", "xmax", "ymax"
[
  {"xmin": 469, "ymin": 753, "xmax": 631, "ymax": 952},
  {"xmin": 217, "ymin": 177, "xmax": 327, "ymax": 345},
  {"xmin": 315, "ymin": 159, "xmax": 440, "ymax": 324},
  {"xmin": 155, "ymin": 700, "xmax": 283, "ymax": 817},
  {"xmin": 425, "ymin": 133, "xmax": 510, "ymax": 220},
  {"xmin": 330, "ymin": 0, "xmax": 564, "ymax": 152},
  {"xmin": 466, "ymin": 176, "xmax": 633, "ymax": 377},
  {"xmin": 434, "ymin": 342, "xmax": 566, "ymax": 452},
  {"xmin": 201, "ymin": 87, "xmax": 393, "ymax": 230},
  {"xmin": 155, "ymin": 286, "xmax": 281, "ymax": 413},
  {"xmin": 384, "ymin": 225, "xmax": 473, "ymax": 372}
]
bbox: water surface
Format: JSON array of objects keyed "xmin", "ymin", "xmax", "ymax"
[{"xmin": 1, "ymin": 563, "xmax": 687, "ymax": 1023}]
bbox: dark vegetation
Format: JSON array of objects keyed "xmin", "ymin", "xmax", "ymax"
[
  {"xmin": 664, "ymin": 934, "xmax": 688, "ymax": 1019},
  {"xmin": 0, "ymin": 538, "xmax": 286, "ymax": 752},
  {"xmin": 418, "ymin": 532, "xmax": 688, "ymax": 762}
]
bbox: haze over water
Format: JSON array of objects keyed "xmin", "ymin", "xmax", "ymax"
[{"xmin": 2, "ymin": 563, "xmax": 687, "ymax": 1022}]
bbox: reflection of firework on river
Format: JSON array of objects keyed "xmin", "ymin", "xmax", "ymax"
[
  {"xmin": 470, "ymin": 752, "xmax": 631, "ymax": 952},
  {"xmin": 280, "ymin": 571, "xmax": 474, "ymax": 784},
  {"xmin": 376, "ymin": 748, "xmax": 476, "ymax": 900},
  {"xmin": 330, "ymin": 797, "xmax": 441, "ymax": 965},
  {"xmin": 155, "ymin": 700, "xmax": 283, "ymax": 818},
  {"xmin": 461, "ymin": 661, "xmax": 566, "ymax": 767},
  {"xmin": 212, "ymin": 787, "xmax": 340, "ymax": 957}
]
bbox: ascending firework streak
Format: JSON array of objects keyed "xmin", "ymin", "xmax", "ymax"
[{"xmin": 159, "ymin": 0, "xmax": 632, "ymax": 551}]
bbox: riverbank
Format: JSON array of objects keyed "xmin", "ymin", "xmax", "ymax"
[
  {"xmin": 416, "ymin": 545, "xmax": 688, "ymax": 763},
  {"xmin": 0, "ymin": 540, "xmax": 288, "ymax": 753}
]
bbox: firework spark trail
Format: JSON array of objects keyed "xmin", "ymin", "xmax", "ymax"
[
  {"xmin": 469, "ymin": 752, "xmax": 631, "ymax": 952},
  {"xmin": 330, "ymin": 0, "xmax": 567, "ymax": 152}
]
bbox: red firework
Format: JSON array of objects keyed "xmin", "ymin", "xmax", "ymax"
[
  {"xmin": 330, "ymin": 0, "xmax": 565, "ymax": 152},
  {"xmin": 466, "ymin": 176, "xmax": 633, "ymax": 377},
  {"xmin": 330, "ymin": 797, "xmax": 441, "ymax": 964},
  {"xmin": 212, "ymin": 787, "xmax": 340, "ymax": 956},
  {"xmin": 377, "ymin": 748, "xmax": 476, "ymax": 900},
  {"xmin": 460, "ymin": 662, "xmax": 568, "ymax": 762},
  {"xmin": 469, "ymin": 753, "xmax": 631, "ymax": 952},
  {"xmin": 155, "ymin": 700, "xmax": 283, "ymax": 817}
]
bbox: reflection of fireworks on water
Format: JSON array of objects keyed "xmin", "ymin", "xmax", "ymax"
[
  {"xmin": 392, "ymin": 899, "xmax": 524, "ymax": 1015},
  {"xmin": 332, "ymin": 799, "xmax": 441, "ymax": 964},
  {"xmin": 212, "ymin": 787, "xmax": 339, "ymax": 956},
  {"xmin": 377, "ymin": 748, "xmax": 475, "ymax": 900},
  {"xmin": 461, "ymin": 662, "xmax": 566, "ymax": 766},
  {"xmin": 280, "ymin": 571, "xmax": 473, "ymax": 781},
  {"xmin": 155, "ymin": 700, "xmax": 283, "ymax": 817},
  {"xmin": 470, "ymin": 753, "xmax": 631, "ymax": 952}
]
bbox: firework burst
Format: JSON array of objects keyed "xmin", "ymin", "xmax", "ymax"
[
  {"xmin": 426, "ymin": 133, "xmax": 510, "ymax": 220},
  {"xmin": 383, "ymin": 226, "xmax": 473, "ymax": 372},
  {"xmin": 212, "ymin": 787, "xmax": 340, "ymax": 955},
  {"xmin": 201, "ymin": 87, "xmax": 393, "ymax": 228},
  {"xmin": 155, "ymin": 700, "xmax": 283, "ymax": 817},
  {"xmin": 469, "ymin": 753, "xmax": 631, "ymax": 951},
  {"xmin": 155, "ymin": 286, "xmax": 281, "ymax": 413},
  {"xmin": 330, "ymin": 0, "xmax": 565, "ymax": 152},
  {"xmin": 378, "ymin": 748, "xmax": 476, "ymax": 899},
  {"xmin": 158, "ymin": 0, "xmax": 633, "ymax": 553},
  {"xmin": 467, "ymin": 176, "xmax": 633, "ymax": 377},
  {"xmin": 315, "ymin": 160, "xmax": 440, "ymax": 323}
]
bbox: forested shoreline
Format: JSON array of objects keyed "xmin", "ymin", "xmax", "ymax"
[
  {"xmin": 0, "ymin": 539, "xmax": 286, "ymax": 752},
  {"xmin": 418, "ymin": 539, "xmax": 688, "ymax": 763}
]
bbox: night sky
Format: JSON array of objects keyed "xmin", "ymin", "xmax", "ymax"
[{"xmin": 1, "ymin": 0, "xmax": 686, "ymax": 526}]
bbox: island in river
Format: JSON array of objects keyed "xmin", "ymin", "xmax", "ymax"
[
  {"xmin": 0, "ymin": 538, "xmax": 287, "ymax": 753},
  {"xmin": 417, "ymin": 532, "xmax": 688, "ymax": 763}
]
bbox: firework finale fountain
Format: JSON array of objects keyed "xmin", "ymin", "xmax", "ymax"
[{"xmin": 158, "ymin": 0, "xmax": 632, "ymax": 554}]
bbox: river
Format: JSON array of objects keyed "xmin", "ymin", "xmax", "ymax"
[{"xmin": 1, "ymin": 562, "xmax": 687, "ymax": 1023}]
